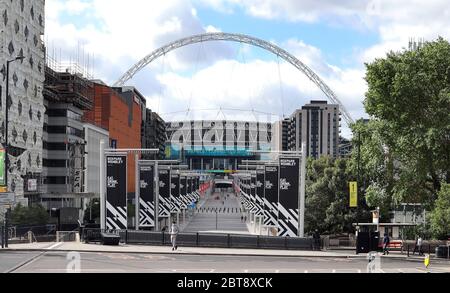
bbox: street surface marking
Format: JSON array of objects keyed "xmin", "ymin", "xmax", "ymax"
[{"xmin": 47, "ymin": 242, "xmax": 63, "ymax": 250}]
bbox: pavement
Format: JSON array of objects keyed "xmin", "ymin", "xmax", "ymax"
[
  {"xmin": 183, "ymin": 192, "xmax": 249, "ymax": 234},
  {"xmin": 4, "ymin": 241, "xmax": 449, "ymax": 264}
]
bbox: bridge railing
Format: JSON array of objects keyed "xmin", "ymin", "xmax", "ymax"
[{"xmin": 82, "ymin": 228, "xmax": 314, "ymax": 251}]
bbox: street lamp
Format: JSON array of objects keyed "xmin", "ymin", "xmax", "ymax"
[{"xmin": 4, "ymin": 55, "xmax": 25, "ymax": 191}]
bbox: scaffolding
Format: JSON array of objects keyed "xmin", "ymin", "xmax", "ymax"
[{"xmin": 44, "ymin": 57, "xmax": 94, "ymax": 110}]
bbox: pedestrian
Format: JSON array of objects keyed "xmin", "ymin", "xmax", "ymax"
[
  {"xmin": 413, "ymin": 236, "xmax": 423, "ymax": 256},
  {"xmin": 383, "ymin": 233, "xmax": 390, "ymax": 255},
  {"xmin": 169, "ymin": 221, "xmax": 179, "ymax": 251},
  {"xmin": 313, "ymin": 230, "xmax": 321, "ymax": 251}
]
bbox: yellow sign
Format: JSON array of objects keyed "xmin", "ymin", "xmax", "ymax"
[
  {"xmin": 0, "ymin": 186, "xmax": 7, "ymax": 193},
  {"xmin": 349, "ymin": 182, "xmax": 358, "ymax": 208},
  {"xmin": 424, "ymin": 255, "xmax": 430, "ymax": 268}
]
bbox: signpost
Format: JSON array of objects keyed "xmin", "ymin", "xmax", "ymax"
[
  {"xmin": 350, "ymin": 182, "xmax": 358, "ymax": 208},
  {"xmin": 105, "ymin": 154, "xmax": 128, "ymax": 230},
  {"xmin": 0, "ymin": 149, "xmax": 5, "ymax": 187},
  {"xmin": 138, "ymin": 164, "xmax": 155, "ymax": 229},
  {"xmin": 278, "ymin": 157, "xmax": 300, "ymax": 237}
]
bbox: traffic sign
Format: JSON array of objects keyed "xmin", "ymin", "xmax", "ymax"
[
  {"xmin": 349, "ymin": 182, "xmax": 358, "ymax": 208},
  {"xmin": 0, "ymin": 193, "xmax": 15, "ymax": 205}
]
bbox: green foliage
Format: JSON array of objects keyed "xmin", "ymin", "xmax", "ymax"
[
  {"xmin": 363, "ymin": 37, "xmax": 450, "ymax": 204},
  {"xmin": 305, "ymin": 157, "xmax": 371, "ymax": 235},
  {"xmin": 83, "ymin": 199, "xmax": 100, "ymax": 223},
  {"xmin": 430, "ymin": 183, "xmax": 450, "ymax": 239},
  {"xmin": 10, "ymin": 204, "xmax": 50, "ymax": 226}
]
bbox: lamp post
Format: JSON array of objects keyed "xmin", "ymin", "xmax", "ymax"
[{"xmin": 4, "ymin": 56, "xmax": 25, "ymax": 191}]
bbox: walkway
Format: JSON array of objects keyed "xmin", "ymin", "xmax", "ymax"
[{"xmin": 183, "ymin": 192, "xmax": 249, "ymax": 234}]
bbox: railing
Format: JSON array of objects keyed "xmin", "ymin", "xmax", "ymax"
[{"xmin": 82, "ymin": 229, "xmax": 315, "ymax": 251}]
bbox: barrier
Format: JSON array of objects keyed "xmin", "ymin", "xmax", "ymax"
[{"xmin": 82, "ymin": 228, "xmax": 315, "ymax": 251}]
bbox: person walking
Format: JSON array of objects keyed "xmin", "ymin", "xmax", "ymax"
[
  {"xmin": 313, "ymin": 230, "xmax": 321, "ymax": 251},
  {"xmin": 383, "ymin": 233, "xmax": 390, "ymax": 255},
  {"xmin": 169, "ymin": 221, "xmax": 179, "ymax": 251},
  {"xmin": 413, "ymin": 236, "xmax": 423, "ymax": 256}
]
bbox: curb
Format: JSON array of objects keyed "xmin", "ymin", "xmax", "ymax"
[{"xmin": 3, "ymin": 248, "xmax": 366, "ymax": 259}]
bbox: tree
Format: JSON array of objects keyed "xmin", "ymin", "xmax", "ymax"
[
  {"xmin": 364, "ymin": 37, "xmax": 450, "ymax": 205},
  {"xmin": 430, "ymin": 183, "xmax": 450, "ymax": 239},
  {"xmin": 83, "ymin": 199, "xmax": 100, "ymax": 223},
  {"xmin": 10, "ymin": 204, "xmax": 50, "ymax": 226},
  {"xmin": 305, "ymin": 157, "xmax": 371, "ymax": 235}
]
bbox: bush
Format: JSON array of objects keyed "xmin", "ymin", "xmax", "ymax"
[
  {"xmin": 10, "ymin": 204, "xmax": 50, "ymax": 226},
  {"xmin": 430, "ymin": 183, "xmax": 450, "ymax": 240}
]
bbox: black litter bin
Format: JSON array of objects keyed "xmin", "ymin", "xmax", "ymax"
[
  {"xmin": 101, "ymin": 232, "xmax": 121, "ymax": 246},
  {"xmin": 435, "ymin": 246, "xmax": 449, "ymax": 259}
]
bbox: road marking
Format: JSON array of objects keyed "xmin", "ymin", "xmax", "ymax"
[
  {"xmin": 47, "ymin": 242, "xmax": 63, "ymax": 250},
  {"xmin": 6, "ymin": 252, "xmax": 47, "ymax": 273},
  {"xmin": 172, "ymin": 269, "xmax": 177, "ymax": 272},
  {"xmin": 332, "ymin": 270, "xmax": 336, "ymax": 273},
  {"xmin": 244, "ymin": 270, "xmax": 249, "ymax": 273},
  {"xmin": 210, "ymin": 269, "xmax": 215, "ymax": 273},
  {"xmin": 304, "ymin": 270, "xmax": 308, "ymax": 273},
  {"xmin": 275, "ymin": 270, "xmax": 280, "ymax": 273},
  {"xmin": 357, "ymin": 270, "xmax": 362, "ymax": 273}
]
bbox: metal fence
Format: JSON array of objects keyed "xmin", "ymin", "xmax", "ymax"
[{"xmin": 82, "ymin": 229, "xmax": 315, "ymax": 251}]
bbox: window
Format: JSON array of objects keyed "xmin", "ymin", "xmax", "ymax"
[
  {"xmin": 45, "ymin": 177, "xmax": 67, "ymax": 185},
  {"xmin": 43, "ymin": 159, "xmax": 67, "ymax": 168},
  {"xmin": 43, "ymin": 142, "xmax": 67, "ymax": 151}
]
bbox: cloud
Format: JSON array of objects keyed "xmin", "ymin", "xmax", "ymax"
[{"xmin": 45, "ymin": 0, "xmax": 233, "ymax": 84}]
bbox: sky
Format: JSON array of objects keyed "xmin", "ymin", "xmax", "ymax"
[{"xmin": 45, "ymin": 0, "xmax": 450, "ymax": 138}]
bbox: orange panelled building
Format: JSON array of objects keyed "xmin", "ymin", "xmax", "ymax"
[{"xmin": 84, "ymin": 82, "xmax": 146, "ymax": 196}]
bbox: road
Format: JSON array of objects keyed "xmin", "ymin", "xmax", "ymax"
[
  {"xmin": 183, "ymin": 192, "xmax": 249, "ymax": 234},
  {"xmin": 1, "ymin": 251, "xmax": 449, "ymax": 273}
]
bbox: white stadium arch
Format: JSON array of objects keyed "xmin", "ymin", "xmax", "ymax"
[{"xmin": 113, "ymin": 32, "xmax": 354, "ymax": 125}]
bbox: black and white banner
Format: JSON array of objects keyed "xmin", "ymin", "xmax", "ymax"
[
  {"xmin": 171, "ymin": 172, "xmax": 181, "ymax": 213},
  {"xmin": 250, "ymin": 175, "xmax": 258, "ymax": 214},
  {"xmin": 158, "ymin": 169, "xmax": 171, "ymax": 218},
  {"xmin": 106, "ymin": 155, "xmax": 127, "ymax": 230},
  {"xmin": 263, "ymin": 165, "xmax": 279, "ymax": 227},
  {"xmin": 139, "ymin": 164, "xmax": 155, "ymax": 227},
  {"xmin": 180, "ymin": 176, "xmax": 188, "ymax": 209},
  {"xmin": 255, "ymin": 170, "xmax": 265, "ymax": 217},
  {"xmin": 278, "ymin": 158, "xmax": 300, "ymax": 237}
]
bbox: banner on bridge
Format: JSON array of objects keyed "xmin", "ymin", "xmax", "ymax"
[
  {"xmin": 180, "ymin": 175, "xmax": 188, "ymax": 209},
  {"xmin": 278, "ymin": 158, "xmax": 300, "ymax": 237},
  {"xmin": 171, "ymin": 172, "xmax": 181, "ymax": 213},
  {"xmin": 106, "ymin": 155, "xmax": 127, "ymax": 230},
  {"xmin": 255, "ymin": 169, "xmax": 265, "ymax": 217},
  {"xmin": 250, "ymin": 174, "xmax": 259, "ymax": 214},
  {"xmin": 139, "ymin": 164, "xmax": 155, "ymax": 228},
  {"xmin": 158, "ymin": 169, "xmax": 171, "ymax": 218},
  {"xmin": 263, "ymin": 165, "xmax": 279, "ymax": 227}
]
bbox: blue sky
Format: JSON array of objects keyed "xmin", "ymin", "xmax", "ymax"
[
  {"xmin": 195, "ymin": 7, "xmax": 380, "ymax": 68},
  {"xmin": 45, "ymin": 0, "xmax": 450, "ymax": 138}
]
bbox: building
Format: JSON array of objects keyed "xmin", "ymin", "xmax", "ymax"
[
  {"xmin": 82, "ymin": 122, "xmax": 109, "ymax": 220},
  {"xmin": 165, "ymin": 120, "xmax": 273, "ymax": 171},
  {"xmin": 83, "ymin": 82, "xmax": 145, "ymax": 198},
  {"xmin": 37, "ymin": 66, "xmax": 93, "ymax": 210},
  {"xmin": 83, "ymin": 122, "xmax": 109, "ymax": 198},
  {"xmin": 142, "ymin": 109, "xmax": 166, "ymax": 160},
  {"xmin": 283, "ymin": 101, "xmax": 341, "ymax": 159},
  {"xmin": 0, "ymin": 0, "xmax": 46, "ymax": 205},
  {"xmin": 338, "ymin": 136, "xmax": 352, "ymax": 158}
]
